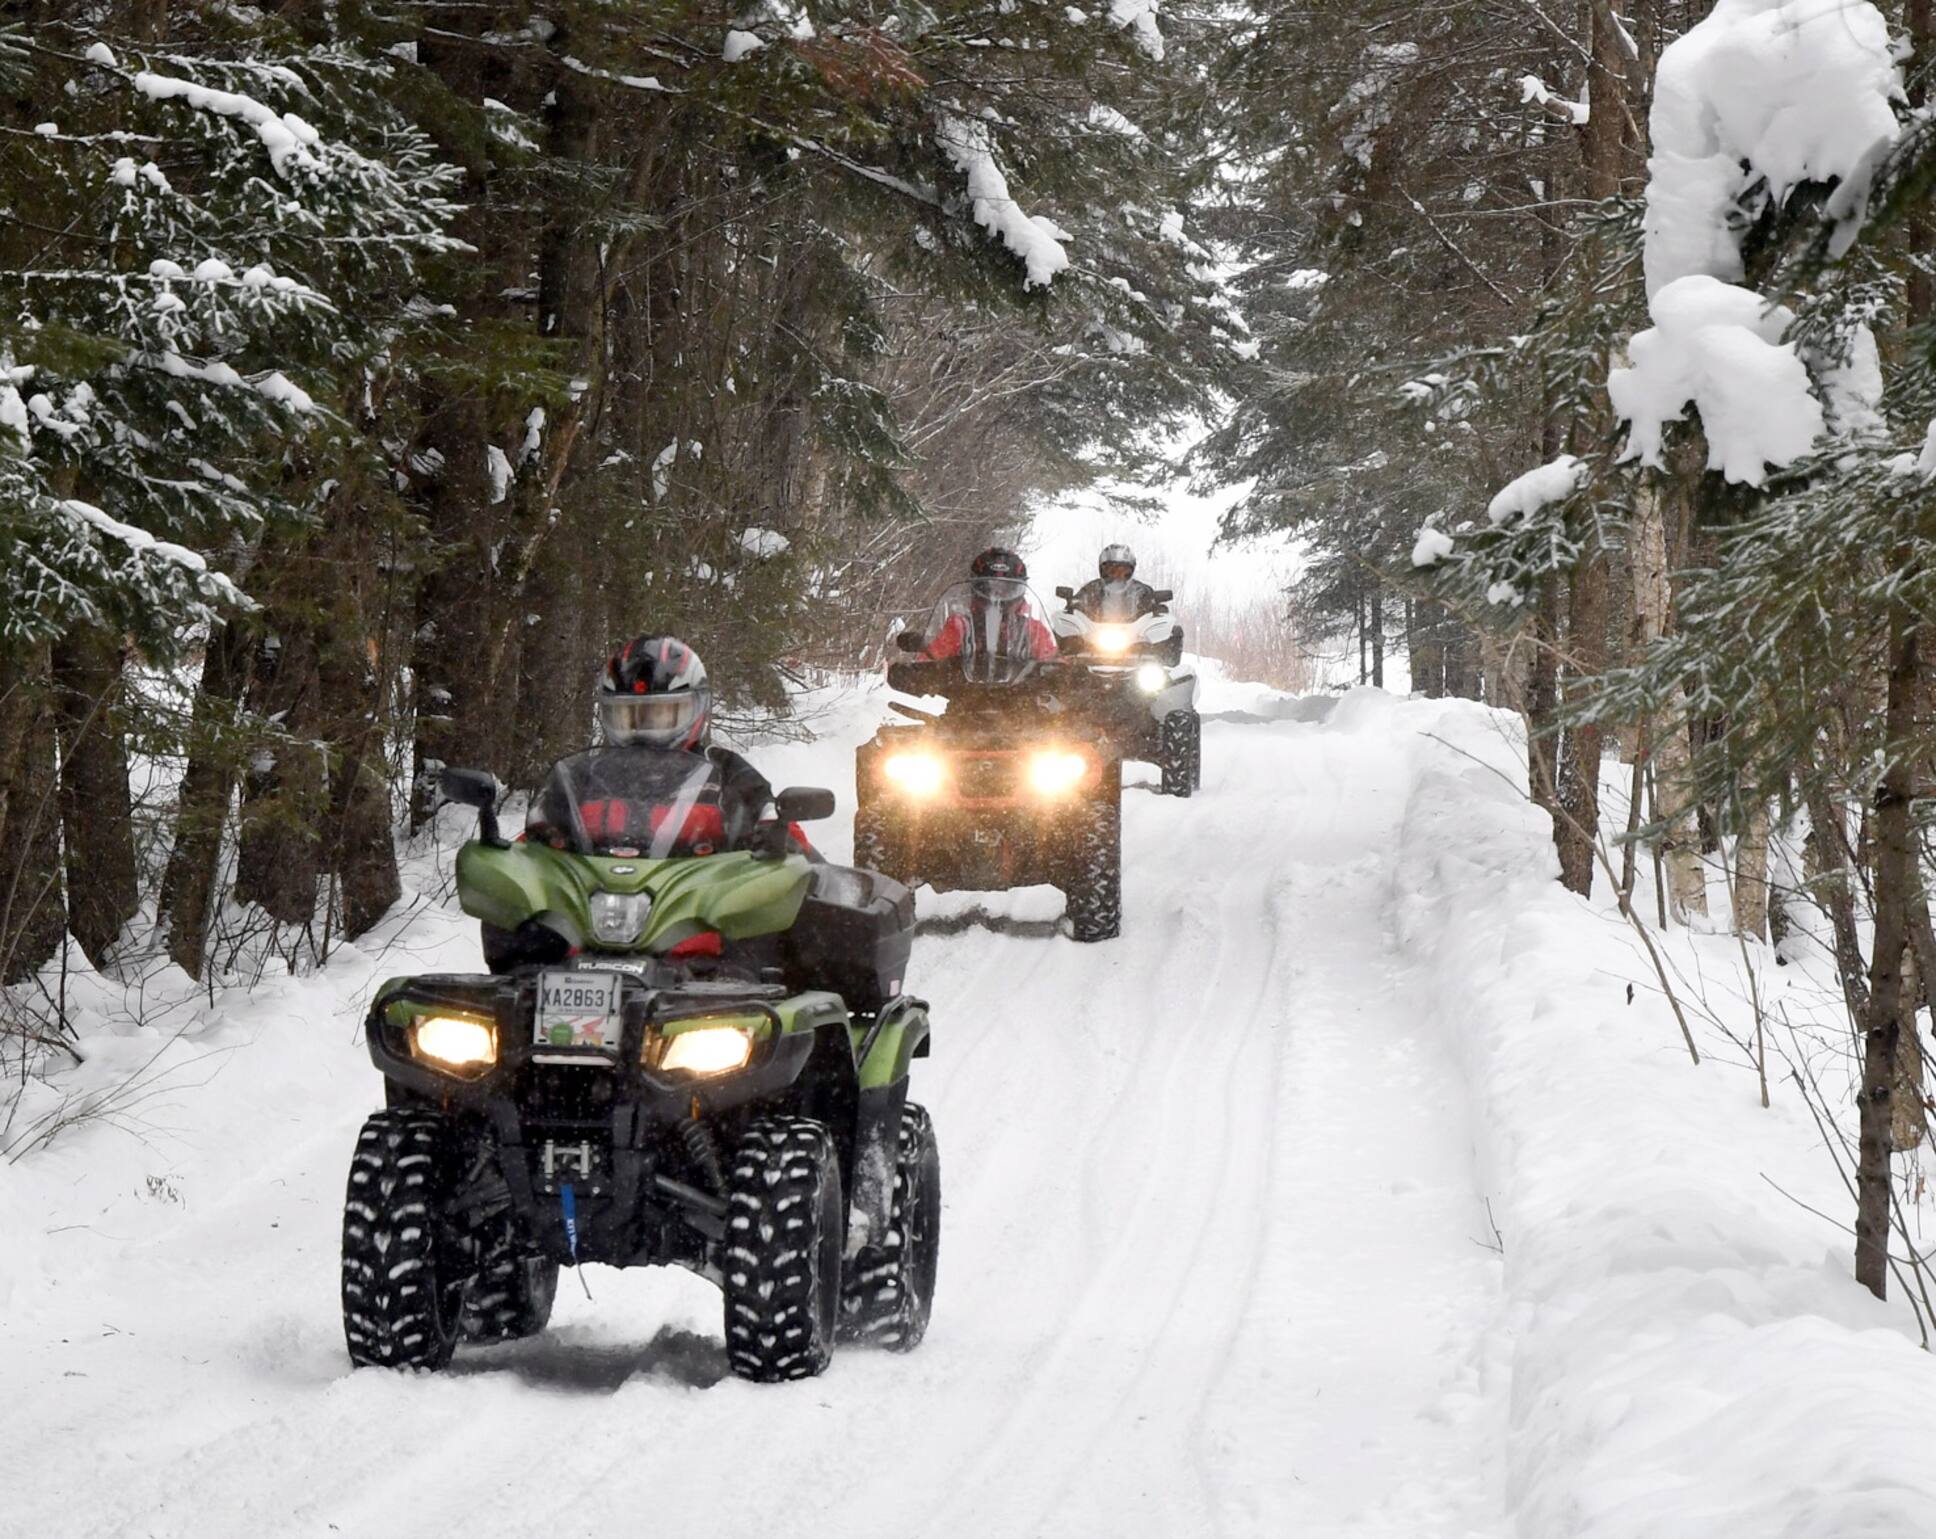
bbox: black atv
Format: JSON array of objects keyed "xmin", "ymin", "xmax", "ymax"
[{"xmin": 853, "ymin": 581, "xmax": 1124, "ymax": 942}]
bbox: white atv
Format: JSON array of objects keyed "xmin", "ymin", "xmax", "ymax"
[{"xmin": 1051, "ymin": 585, "xmax": 1202, "ymax": 798}]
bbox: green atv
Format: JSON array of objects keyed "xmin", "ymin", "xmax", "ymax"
[{"xmin": 340, "ymin": 755, "xmax": 939, "ymax": 1383}]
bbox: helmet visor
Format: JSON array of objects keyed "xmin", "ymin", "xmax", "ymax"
[
  {"xmin": 1101, "ymin": 562, "xmax": 1134, "ymax": 582},
  {"xmin": 600, "ymin": 694, "xmax": 700, "ymax": 746},
  {"xmin": 972, "ymin": 576, "xmax": 1028, "ymax": 603}
]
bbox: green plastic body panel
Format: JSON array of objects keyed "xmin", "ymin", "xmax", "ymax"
[
  {"xmin": 453, "ymin": 841, "xmax": 811, "ymax": 952},
  {"xmin": 851, "ymin": 1003, "xmax": 931, "ymax": 1090}
]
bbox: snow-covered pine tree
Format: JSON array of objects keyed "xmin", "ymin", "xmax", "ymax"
[
  {"xmin": 1, "ymin": 10, "xmax": 463, "ymax": 980},
  {"xmin": 381, "ymin": 0, "xmax": 1239, "ymax": 796}
]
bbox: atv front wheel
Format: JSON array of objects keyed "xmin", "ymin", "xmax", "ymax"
[
  {"xmin": 1064, "ymin": 791, "xmax": 1123, "ymax": 942},
  {"xmin": 460, "ymin": 1251, "xmax": 559, "ymax": 1344},
  {"xmin": 840, "ymin": 1102, "xmax": 941, "ymax": 1350},
  {"xmin": 1159, "ymin": 708, "xmax": 1202, "ymax": 798},
  {"xmin": 722, "ymin": 1116, "xmax": 845, "ymax": 1383},
  {"xmin": 341, "ymin": 1108, "xmax": 468, "ymax": 1371}
]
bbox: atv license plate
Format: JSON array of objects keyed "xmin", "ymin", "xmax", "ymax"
[{"xmin": 535, "ymin": 970, "xmax": 624, "ymax": 1053}]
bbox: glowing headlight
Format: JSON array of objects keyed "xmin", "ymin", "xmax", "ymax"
[
  {"xmin": 1027, "ymin": 750, "xmax": 1090, "ymax": 797},
  {"xmin": 883, "ymin": 752, "xmax": 946, "ymax": 798},
  {"xmin": 1092, "ymin": 625, "xmax": 1134, "ymax": 655},
  {"xmin": 590, "ymin": 890, "xmax": 652, "ymax": 944},
  {"xmin": 412, "ymin": 1014, "xmax": 497, "ymax": 1074},
  {"xmin": 1135, "ymin": 663, "xmax": 1168, "ymax": 694},
  {"xmin": 659, "ymin": 1025, "xmax": 754, "ymax": 1075}
]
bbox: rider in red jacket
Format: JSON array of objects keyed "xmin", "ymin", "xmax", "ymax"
[{"xmin": 922, "ymin": 548, "xmax": 1058, "ymax": 664}]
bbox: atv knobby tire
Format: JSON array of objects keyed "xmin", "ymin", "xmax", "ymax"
[
  {"xmin": 840, "ymin": 1102, "xmax": 941, "ymax": 1350},
  {"xmin": 341, "ymin": 1108, "xmax": 468, "ymax": 1371},
  {"xmin": 722, "ymin": 1116, "xmax": 845, "ymax": 1383},
  {"xmin": 1159, "ymin": 709, "xmax": 1201, "ymax": 799},
  {"xmin": 460, "ymin": 1251, "xmax": 559, "ymax": 1344},
  {"xmin": 1064, "ymin": 791, "xmax": 1122, "ymax": 942}
]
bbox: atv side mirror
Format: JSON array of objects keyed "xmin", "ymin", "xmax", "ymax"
[
  {"xmin": 895, "ymin": 631, "xmax": 924, "ymax": 653},
  {"xmin": 440, "ymin": 767, "xmax": 499, "ymax": 809},
  {"xmin": 439, "ymin": 767, "xmax": 508, "ymax": 847},
  {"xmin": 1054, "ymin": 585, "xmax": 1075, "ymax": 601},
  {"xmin": 1151, "ymin": 588, "xmax": 1174, "ymax": 604},
  {"xmin": 776, "ymin": 787, "xmax": 836, "ymax": 823}
]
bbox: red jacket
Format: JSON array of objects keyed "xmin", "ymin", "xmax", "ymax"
[{"xmin": 923, "ymin": 607, "xmax": 1058, "ymax": 663}]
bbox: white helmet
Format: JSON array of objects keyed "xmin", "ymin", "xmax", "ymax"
[{"xmin": 1099, "ymin": 544, "xmax": 1136, "ymax": 583}]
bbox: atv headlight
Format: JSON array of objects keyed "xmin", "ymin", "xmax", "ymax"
[
  {"xmin": 1027, "ymin": 749, "xmax": 1090, "ymax": 797},
  {"xmin": 590, "ymin": 890, "xmax": 652, "ymax": 945},
  {"xmin": 412, "ymin": 1014, "xmax": 497, "ymax": 1075},
  {"xmin": 1135, "ymin": 663, "xmax": 1168, "ymax": 694},
  {"xmin": 1092, "ymin": 624, "xmax": 1134, "ymax": 655},
  {"xmin": 658, "ymin": 1024, "xmax": 754, "ymax": 1075},
  {"xmin": 883, "ymin": 751, "xmax": 945, "ymax": 798}
]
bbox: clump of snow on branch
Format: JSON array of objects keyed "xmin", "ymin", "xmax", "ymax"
[
  {"xmin": 1519, "ymin": 74, "xmax": 1588, "ymax": 125},
  {"xmin": 937, "ymin": 115, "xmax": 1071, "ymax": 289},
  {"xmin": 1487, "ymin": 455, "xmax": 1587, "ymax": 527},
  {"xmin": 1108, "ymin": 0, "xmax": 1165, "ymax": 60},
  {"xmin": 1643, "ymin": 0, "xmax": 1900, "ymax": 297},
  {"xmin": 1411, "ymin": 524, "xmax": 1455, "ymax": 568},
  {"xmin": 133, "ymin": 70, "xmax": 323, "ymax": 178},
  {"xmin": 1609, "ymin": 274, "xmax": 1823, "ymax": 483}
]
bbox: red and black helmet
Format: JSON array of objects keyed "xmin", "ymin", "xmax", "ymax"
[
  {"xmin": 597, "ymin": 636, "xmax": 712, "ymax": 750},
  {"xmin": 970, "ymin": 546, "xmax": 1029, "ymax": 603}
]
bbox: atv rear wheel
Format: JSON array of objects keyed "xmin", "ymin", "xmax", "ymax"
[
  {"xmin": 1159, "ymin": 708, "xmax": 1201, "ymax": 798},
  {"xmin": 722, "ymin": 1116, "xmax": 845, "ymax": 1383},
  {"xmin": 1064, "ymin": 789, "xmax": 1122, "ymax": 942},
  {"xmin": 840, "ymin": 1102, "xmax": 941, "ymax": 1350},
  {"xmin": 341, "ymin": 1108, "xmax": 468, "ymax": 1371},
  {"xmin": 460, "ymin": 1251, "xmax": 559, "ymax": 1344}
]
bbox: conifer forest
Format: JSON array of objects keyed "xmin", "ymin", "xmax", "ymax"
[{"xmin": 15, "ymin": 3, "xmax": 1936, "ymax": 1532}]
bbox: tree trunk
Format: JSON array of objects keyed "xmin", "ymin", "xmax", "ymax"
[
  {"xmin": 1855, "ymin": 595, "xmax": 1920, "ymax": 1298},
  {"xmin": 0, "ymin": 650, "xmax": 66, "ymax": 984},
  {"xmin": 1733, "ymin": 796, "xmax": 1769, "ymax": 942},
  {"xmin": 1556, "ymin": 544, "xmax": 1610, "ymax": 896},
  {"xmin": 1631, "ymin": 478, "xmax": 1706, "ymax": 920},
  {"xmin": 1528, "ymin": 572, "xmax": 1560, "ymax": 811},
  {"xmin": 308, "ymin": 607, "xmax": 402, "ymax": 943},
  {"xmin": 1806, "ymin": 781, "xmax": 1871, "ymax": 1022},
  {"xmin": 159, "ymin": 624, "xmax": 255, "ymax": 980},
  {"xmin": 234, "ymin": 630, "xmax": 325, "ymax": 927},
  {"xmin": 1369, "ymin": 577, "xmax": 1385, "ymax": 689},
  {"xmin": 50, "ymin": 627, "xmax": 140, "ymax": 965}
]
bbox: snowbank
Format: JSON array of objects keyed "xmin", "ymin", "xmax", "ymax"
[{"xmin": 1392, "ymin": 700, "xmax": 1936, "ymax": 1538}]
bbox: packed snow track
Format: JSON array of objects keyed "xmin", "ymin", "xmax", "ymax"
[{"xmin": 7, "ymin": 693, "xmax": 1504, "ymax": 1538}]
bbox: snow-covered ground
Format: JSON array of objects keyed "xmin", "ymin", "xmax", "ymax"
[{"xmin": 8, "ymin": 674, "xmax": 1935, "ymax": 1537}]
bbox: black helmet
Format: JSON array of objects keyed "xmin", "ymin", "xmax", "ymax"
[
  {"xmin": 970, "ymin": 546, "xmax": 1029, "ymax": 603},
  {"xmin": 597, "ymin": 636, "xmax": 712, "ymax": 750},
  {"xmin": 1099, "ymin": 543, "xmax": 1136, "ymax": 583}
]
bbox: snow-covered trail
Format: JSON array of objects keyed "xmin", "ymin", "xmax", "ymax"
[{"xmin": 8, "ymin": 705, "xmax": 1502, "ymax": 1539}]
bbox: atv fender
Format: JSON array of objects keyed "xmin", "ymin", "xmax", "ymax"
[{"xmin": 845, "ymin": 997, "xmax": 931, "ymax": 1249}]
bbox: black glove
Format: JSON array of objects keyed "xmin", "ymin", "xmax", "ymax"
[{"xmin": 749, "ymin": 815, "xmax": 789, "ymax": 860}]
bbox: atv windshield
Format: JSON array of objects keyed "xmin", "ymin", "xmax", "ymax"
[
  {"xmin": 527, "ymin": 748, "xmax": 740, "ymax": 858},
  {"xmin": 1082, "ymin": 580, "xmax": 1155, "ymax": 623},
  {"xmin": 912, "ymin": 580, "xmax": 1060, "ymax": 686}
]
